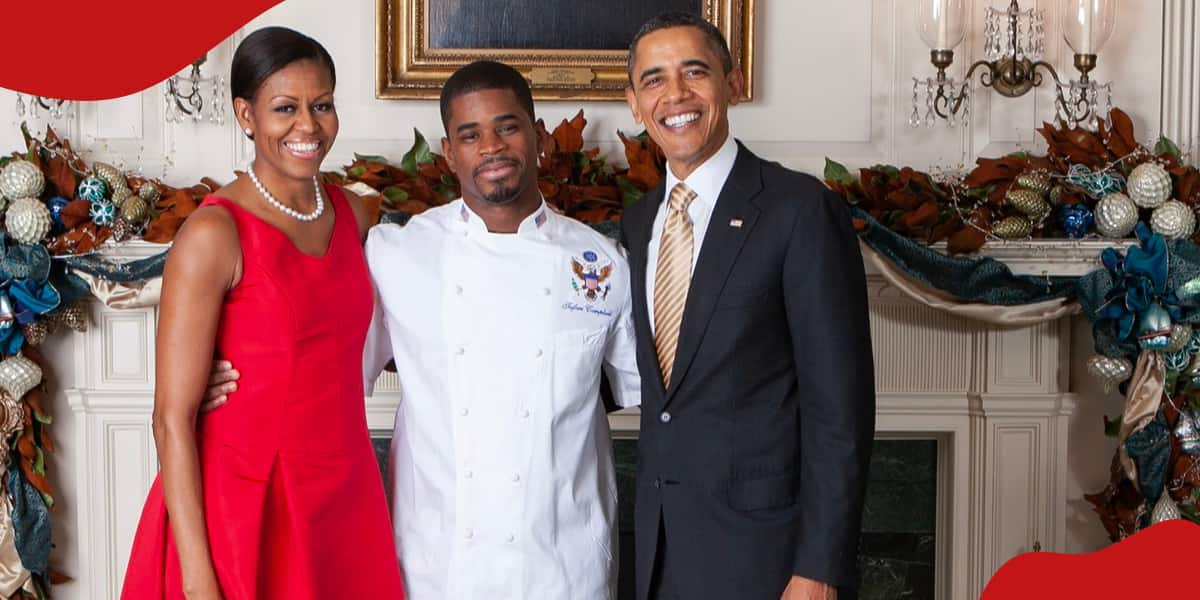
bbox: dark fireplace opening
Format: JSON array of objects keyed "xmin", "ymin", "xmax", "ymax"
[{"xmin": 372, "ymin": 435, "xmax": 938, "ymax": 599}]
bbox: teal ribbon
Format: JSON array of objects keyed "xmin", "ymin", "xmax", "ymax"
[
  {"xmin": 1068, "ymin": 164, "xmax": 1126, "ymax": 198},
  {"xmin": 1096, "ymin": 223, "xmax": 1179, "ymax": 342}
]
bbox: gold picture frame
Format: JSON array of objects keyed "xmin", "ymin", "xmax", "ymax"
[{"xmin": 376, "ymin": 0, "xmax": 754, "ymax": 101}]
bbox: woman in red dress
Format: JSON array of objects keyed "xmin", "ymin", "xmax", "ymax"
[{"xmin": 121, "ymin": 27, "xmax": 405, "ymax": 599}]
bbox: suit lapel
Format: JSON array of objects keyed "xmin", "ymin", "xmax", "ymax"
[
  {"xmin": 664, "ymin": 145, "xmax": 762, "ymax": 405},
  {"xmin": 627, "ymin": 185, "xmax": 668, "ymax": 398}
]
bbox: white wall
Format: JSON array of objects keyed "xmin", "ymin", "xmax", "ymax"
[{"xmin": 0, "ymin": 0, "xmax": 1188, "ymax": 589}]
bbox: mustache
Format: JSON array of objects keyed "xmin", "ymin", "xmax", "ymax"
[{"xmin": 473, "ymin": 156, "xmax": 521, "ymax": 177}]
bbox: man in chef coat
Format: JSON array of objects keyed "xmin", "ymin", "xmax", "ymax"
[
  {"xmin": 204, "ymin": 60, "xmax": 639, "ymax": 599},
  {"xmin": 363, "ymin": 60, "xmax": 640, "ymax": 598}
]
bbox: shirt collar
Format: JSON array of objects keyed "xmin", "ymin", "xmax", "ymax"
[
  {"xmin": 663, "ymin": 134, "xmax": 738, "ymax": 210},
  {"xmin": 456, "ymin": 197, "xmax": 552, "ymax": 238}
]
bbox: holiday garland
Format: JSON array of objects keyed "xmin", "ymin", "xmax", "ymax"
[
  {"xmin": 823, "ymin": 108, "xmax": 1200, "ymax": 542},
  {"xmin": 3, "ymin": 107, "xmax": 1185, "ymax": 594}
]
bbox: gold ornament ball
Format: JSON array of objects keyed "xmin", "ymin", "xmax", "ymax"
[
  {"xmin": 119, "ymin": 195, "xmax": 149, "ymax": 224},
  {"xmin": 1015, "ymin": 171, "xmax": 1052, "ymax": 196},
  {"xmin": 58, "ymin": 303, "xmax": 88, "ymax": 333},
  {"xmin": 92, "ymin": 162, "xmax": 127, "ymax": 193},
  {"xmin": 1006, "ymin": 189, "xmax": 1051, "ymax": 220},
  {"xmin": 137, "ymin": 181, "xmax": 161, "ymax": 203},
  {"xmin": 993, "ymin": 216, "xmax": 1033, "ymax": 239},
  {"xmin": 21, "ymin": 321, "xmax": 51, "ymax": 347},
  {"xmin": 110, "ymin": 184, "xmax": 133, "ymax": 207}
]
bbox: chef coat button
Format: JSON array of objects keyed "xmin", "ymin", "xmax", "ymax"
[
  {"xmin": 465, "ymin": 470, "xmax": 473, "ymax": 479},
  {"xmin": 506, "ymin": 533, "xmax": 515, "ymax": 543},
  {"xmin": 511, "ymin": 473, "xmax": 521, "ymax": 483},
  {"xmin": 659, "ymin": 411, "xmax": 672, "ymax": 423},
  {"xmin": 542, "ymin": 288, "xmax": 551, "ymax": 296},
  {"xmin": 464, "ymin": 528, "xmax": 474, "ymax": 539},
  {"xmin": 459, "ymin": 408, "xmax": 469, "ymax": 417},
  {"xmin": 535, "ymin": 348, "xmax": 543, "ymax": 357},
  {"xmin": 455, "ymin": 284, "xmax": 463, "ymax": 295},
  {"xmin": 456, "ymin": 347, "xmax": 466, "ymax": 356},
  {"xmin": 522, "ymin": 409, "xmax": 531, "ymax": 418}
]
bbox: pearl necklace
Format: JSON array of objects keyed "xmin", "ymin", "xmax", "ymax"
[{"xmin": 247, "ymin": 165, "xmax": 324, "ymax": 222}]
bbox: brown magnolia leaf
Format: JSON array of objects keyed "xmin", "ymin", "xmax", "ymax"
[
  {"xmin": 59, "ymin": 199, "xmax": 92, "ymax": 229},
  {"xmin": 142, "ymin": 212, "xmax": 185, "ymax": 244},
  {"xmin": 164, "ymin": 190, "xmax": 199, "ymax": 219},
  {"xmin": 896, "ymin": 201, "xmax": 940, "ymax": 232},
  {"xmin": 617, "ymin": 131, "xmax": 666, "ymax": 191},
  {"xmin": 883, "ymin": 188, "xmax": 922, "ymax": 211},
  {"xmin": 45, "ymin": 153, "xmax": 77, "ymax": 200},
  {"xmin": 1106, "ymin": 108, "xmax": 1139, "ymax": 158},
  {"xmin": 1175, "ymin": 170, "xmax": 1200, "ymax": 206},
  {"xmin": 551, "ymin": 110, "xmax": 587, "ymax": 154},
  {"xmin": 947, "ymin": 226, "xmax": 987, "ymax": 255},
  {"xmin": 963, "ymin": 156, "xmax": 1028, "ymax": 188},
  {"xmin": 946, "ymin": 207, "xmax": 991, "ymax": 254},
  {"xmin": 858, "ymin": 168, "xmax": 892, "ymax": 207},
  {"xmin": 928, "ymin": 214, "xmax": 963, "ymax": 244}
]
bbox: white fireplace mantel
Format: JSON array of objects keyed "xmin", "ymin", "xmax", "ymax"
[{"xmin": 49, "ymin": 240, "xmax": 1100, "ymax": 599}]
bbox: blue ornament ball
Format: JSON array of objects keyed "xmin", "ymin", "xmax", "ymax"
[
  {"xmin": 77, "ymin": 176, "xmax": 109, "ymax": 203},
  {"xmin": 1058, "ymin": 203, "xmax": 1094, "ymax": 239},
  {"xmin": 89, "ymin": 200, "xmax": 116, "ymax": 227},
  {"xmin": 46, "ymin": 196, "xmax": 70, "ymax": 230}
]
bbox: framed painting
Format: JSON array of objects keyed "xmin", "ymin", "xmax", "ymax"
[{"xmin": 376, "ymin": 0, "xmax": 755, "ymax": 101}]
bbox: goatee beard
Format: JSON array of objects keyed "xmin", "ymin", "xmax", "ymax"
[{"xmin": 481, "ymin": 184, "xmax": 521, "ymax": 206}]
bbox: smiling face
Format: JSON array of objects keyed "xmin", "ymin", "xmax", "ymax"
[
  {"xmin": 234, "ymin": 58, "xmax": 338, "ymax": 183},
  {"xmin": 625, "ymin": 25, "xmax": 743, "ymax": 180},
  {"xmin": 441, "ymin": 87, "xmax": 540, "ymax": 208}
]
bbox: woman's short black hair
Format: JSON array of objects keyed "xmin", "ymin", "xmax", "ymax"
[{"xmin": 231, "ymin": 26, "xmax": 336, "ymax": 102}]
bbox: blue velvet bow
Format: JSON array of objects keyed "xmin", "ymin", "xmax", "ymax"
[{"xmin": 1098, "ymin": 223, "xmax": 1180, "ymax": 342}]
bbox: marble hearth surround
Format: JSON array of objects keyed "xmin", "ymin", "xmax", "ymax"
[{"xmin": 58, "ymin": 239, "xmax": 1113, "ymax": 600}]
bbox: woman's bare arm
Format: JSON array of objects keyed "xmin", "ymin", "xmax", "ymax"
[{"xmin": 152, "ymin": 205, "xmax": 240, "ymax": 598}]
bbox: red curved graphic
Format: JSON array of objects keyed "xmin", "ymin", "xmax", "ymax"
[
  {"xmin": 0, "ymin": 0, "xmax": 282, "ymax": 100},
  {"xmin": 981, "ymin": 520, "xmax": 1200, "ymax": 598}
]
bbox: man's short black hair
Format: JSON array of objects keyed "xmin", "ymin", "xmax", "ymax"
[
  {"xmin": 440, "ymin": 60, "xmax": 535, "ymax": 133},
  {"xmin": 627, "ymin": 12, "xmax": 733, "ymax": 84}
]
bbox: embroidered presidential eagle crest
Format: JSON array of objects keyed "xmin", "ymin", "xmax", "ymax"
[{"xmin": 571, "ymin": 251, "xmax": 612, "ymax": 302}]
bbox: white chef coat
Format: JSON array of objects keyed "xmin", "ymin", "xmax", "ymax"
[{"xmin": 363, "ymin": 199, "xmax": 641, "ymax": 600}]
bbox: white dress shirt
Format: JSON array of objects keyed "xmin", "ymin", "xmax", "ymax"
[
  {"xmin": 644, "ymin": 134, "xmax": 738, "ymax": 331},
  {"xmin": 363, "ymin": 199, "xmax": 640, "ymax": 600}
]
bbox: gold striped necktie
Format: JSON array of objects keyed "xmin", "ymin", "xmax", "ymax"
[{"xmin": 653, "ymin": 182, "xmax": 697, "ymax": 388}]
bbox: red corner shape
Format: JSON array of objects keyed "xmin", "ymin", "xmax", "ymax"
[
  {"xmin": 981, "ymin": 520, "xmax": 1200, "ymax": 598},
  {"xmin": 0, "ymin": 0, "xmax": 283, "ymax": 100}
]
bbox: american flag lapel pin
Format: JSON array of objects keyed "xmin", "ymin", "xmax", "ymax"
[{"xmin": 729, "ymin": 218, "xmax": 744, "ymax": 228}]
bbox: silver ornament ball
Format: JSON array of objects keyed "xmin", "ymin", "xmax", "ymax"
[
  {"xmin": 1095, "ymin": 193, "xmax": 1138, "ymax": 238},
  {"xmin": 4, "ymin": 197, "xmax": 52, "ymax": 245},
  {"xmin": 1128, "ymin": 162, "xmax": 1172, "ymax": 209},
  {"xmin": 1150, "ymin": 200, "xmax": 1196, "ymax": 240},
  {"xmin": 0, "ymin": 160, "xmax": 44, "ymax": 200}
]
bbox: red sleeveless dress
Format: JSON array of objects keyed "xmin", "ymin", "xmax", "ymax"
[{"xmin": 121, "ymin": 187, "xmax": 405, "ymax": 599}]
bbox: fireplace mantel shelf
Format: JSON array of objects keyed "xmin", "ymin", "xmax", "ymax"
[{"xmin": 95, "ymin": 238, "xmax": 1133, "ymax": 278}]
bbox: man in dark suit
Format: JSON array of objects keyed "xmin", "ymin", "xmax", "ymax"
[{"xmin": 620, "ymin": 12, "xmax": 876, "ymax": 600}]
